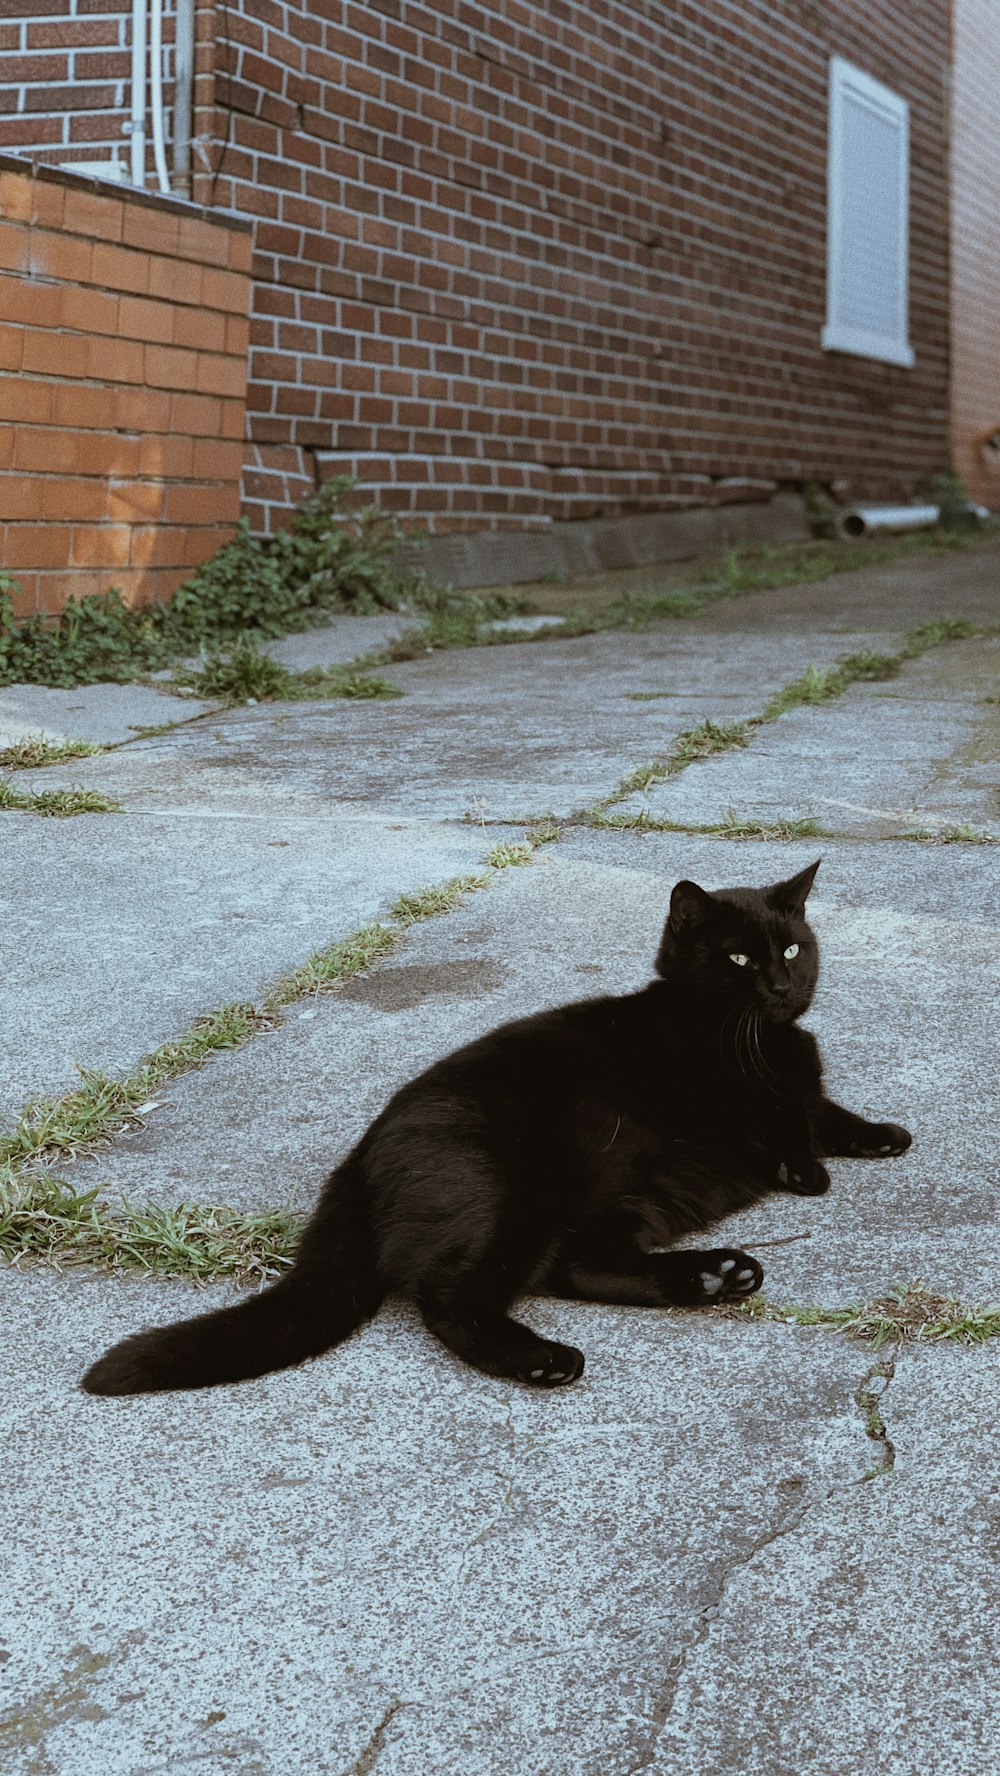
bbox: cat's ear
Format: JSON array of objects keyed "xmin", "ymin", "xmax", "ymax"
[
  {"xmin": 767, "ymin": 859, "xmax": 821, "ymax": 916},
  {"xmin": 668, "ymin": 878, "xmax": 713, "ymax": 934}
]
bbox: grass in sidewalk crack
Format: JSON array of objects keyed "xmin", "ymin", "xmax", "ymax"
[
  {"xmin": 586, "ymin": 809, "xmax": 829, "ymax": 841},
  {"xmin": 0, "ymin": 1165, "xmax": 299, "ymax": 1287},
  {"xmin": 897, "ymin": 824, "xmax": 997, "ymax": 846},
  {"xmin": 0, "ymin": 735, "xmax": 106, "ymax": 770},
  {"xmin": 724, "ymin": 1281, "xmax": 1000, "ymax": 1346},
  {"xmin": 0, "ymin": 781, "xmax": 121, "ymax": 816}
]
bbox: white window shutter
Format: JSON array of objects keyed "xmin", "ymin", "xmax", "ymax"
[{"xmin": 823, "ymin": 56, "xmax": 914, "ymax": 368}]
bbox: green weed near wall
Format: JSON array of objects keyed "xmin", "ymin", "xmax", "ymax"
[{"xmin": 0, "ymin": 479, "xmax": 425, "ymax": 691}]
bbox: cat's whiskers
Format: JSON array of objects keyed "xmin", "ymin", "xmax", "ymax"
[{"xmin": 753, "ymin": 1010, "xmax": 784, "ymax": 1091}]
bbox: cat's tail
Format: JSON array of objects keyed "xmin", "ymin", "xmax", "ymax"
[{"xmin": 81, "ymin": 1160, "xmax": 382, "ymax": 1397}]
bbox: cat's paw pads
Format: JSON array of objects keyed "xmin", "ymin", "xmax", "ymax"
[
  {"xmin": 775, "ymin": 1159, "xmax": 830, "ymax": 1196},
  {"xmin": 858, "ymin": 1121, "xmax": 912, "ymax": 1158},
  {"xmin": 520, "ymin": 1342, "xmax": 584, "ymax": 1388},
  {"xmin": 695, "ymin": 1251, "xmax": 763, "ymax": 1302}
]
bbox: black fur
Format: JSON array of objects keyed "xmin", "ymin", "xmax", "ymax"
[{"xmin": 82, "ymin": 862, "xmax": 911, "ymax": 1396}]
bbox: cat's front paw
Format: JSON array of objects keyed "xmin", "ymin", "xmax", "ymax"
[
  {"xmin": 774, "ymin": 1158, "xmax": 831, "ymax": 1197},
  {"xmin": 846, "ymin": 1121, "xmax": 912, "ymax": 1159},
  {"xmin": 670, "ymin": 1249, "xmax": 764, "ymax": 1306}
]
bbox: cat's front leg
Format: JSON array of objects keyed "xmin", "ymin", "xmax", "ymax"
[
  {"xmin": 554, "ymin": 1248, "xmax": 764, "ymax": 1308},
  {"xmin": 759, "ymin": 1102, "xmax": 831, "ymax": 1197},
  {"xmin": 809, "ymin": 1097, "xmax": 912, "ymax": 1159}
]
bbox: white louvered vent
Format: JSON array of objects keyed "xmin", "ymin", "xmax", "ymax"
[{"xmin": 823, "ymin": 56, "xmax": 914, "ymax": 368}]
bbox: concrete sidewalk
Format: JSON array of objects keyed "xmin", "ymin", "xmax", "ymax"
[{"xmin": 1, "ymin": 538, "xmax": 998, "ymax": 1775}]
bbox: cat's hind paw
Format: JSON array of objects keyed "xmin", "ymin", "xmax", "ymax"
[{"xmin": 518, "ymin": 1340, "xmax": 585, "ymax": 1388}]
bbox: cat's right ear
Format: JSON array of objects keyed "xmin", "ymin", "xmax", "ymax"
[{"xmin": 668, "ymin": 879, "xmax": 712, "ymax": 935}]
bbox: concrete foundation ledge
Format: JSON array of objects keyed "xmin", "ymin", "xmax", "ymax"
[{"xmin": 417, "ymin": 494, "xmax": 812, "ymax": 589}]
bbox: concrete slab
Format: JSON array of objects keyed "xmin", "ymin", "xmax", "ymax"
[
  {"xmin": 0, "ymin": 680, "xmax": 218, "ymax": 748},
  {"xmin": 61, "ymin": 836, "xmax": 1000, "ymax": 1313},
  {"xmin": 263, "ymin": 610, "xmax": 414, "ymax": 669},
  {"xmin": 0, "ymin": 814, "xmax": 491, "ymax": 1125},
  {"xmin": 1, "ymin": 1266, "xmax": 879, "ymax": 1776},
  {"xmin": 619, "ymin": 637, "xmax": 1000, "ymax": 837},
  {"xmin": 691, "ymin": 533, "xmax": 1000, "ymax": 638},
  {"xmin": 645, "ymin": 1343, "xmax": 1000, "ymax": 1776},
  {"xmin": 8, "ymin": 624, "xmax": 887, "ymax": 823}
]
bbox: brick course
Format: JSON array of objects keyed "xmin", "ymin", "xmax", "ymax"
[{"xmin": 0, "ymin": 156, "xmax": 250, "ymax": 618}]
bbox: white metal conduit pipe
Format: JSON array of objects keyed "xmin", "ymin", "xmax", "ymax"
[
  {"xmin": 125, "ymin": 0, "xmax": 173, "ymax": 194},
  {"xmin": 149, "ymin": 0, "xmax": 171, "ymax": 194},
  {"xmin": 127, "ymin": 0, "xmax": 147, "ymax": 186}
]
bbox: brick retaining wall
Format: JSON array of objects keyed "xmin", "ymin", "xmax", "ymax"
[{"xmin": 0, "ymin": 155, "xmax": 250, "ymax": 619}]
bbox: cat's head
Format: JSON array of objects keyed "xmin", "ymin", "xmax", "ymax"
[{"xmin": 654, "ymin": 861, "xmax": 821, "ymax": 1022}]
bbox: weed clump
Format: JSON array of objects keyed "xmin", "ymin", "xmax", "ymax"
[{"xmin": 0, "ymin": 479, "xmax": 426, "ymax": 690}]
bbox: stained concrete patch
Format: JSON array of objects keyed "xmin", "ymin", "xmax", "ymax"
[
  {"xmin": 0, "ymin": 814, "xmax": 491, "ymax": 1123},
  {"xmin": 7, "ymin": 625, "xmax": 884, "ymax": 822},
  {"xmin": 60, "ymin": 837, "xmax": 1000, "ymax": 1312},
  {"xmin": 1, "ymin": 1267, "xmax": 874, "ymax": 1776},
  {"xmin": 0, "ymin": 680, "xmax": 218, "ymax": 747}
]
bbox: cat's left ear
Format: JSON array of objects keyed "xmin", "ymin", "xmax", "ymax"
[{"xmin": 766, "ymin": 859, "xmax": 821, "ymax": 916}]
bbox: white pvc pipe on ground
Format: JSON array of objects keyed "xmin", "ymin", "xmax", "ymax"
[{"xmin": 835, "ymin": 504, "xmax": 940, "ymax": 540}]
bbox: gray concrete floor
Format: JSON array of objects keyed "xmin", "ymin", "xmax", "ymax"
[{"xmin": 1, "ymin": 536, "xmax": 998, "ymax": 1775}]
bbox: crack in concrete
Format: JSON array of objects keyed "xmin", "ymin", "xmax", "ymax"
[
  {"xmin": 623, "ymin": 1480, "xmax": 833, "ymax": 1776},
  {"xmin": 854, "ymin": 1348, "xmax": 898, "ymax": 1480},
  {"xmin": 341, "ymin": 1697, "xmax": 411, "ymax": 1776},
  {"xmin": 626, "ymin": 1343, "xmax": 902, "ymax": 1773}
]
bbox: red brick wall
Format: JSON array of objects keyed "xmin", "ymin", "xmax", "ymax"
[
  {"xmin": 6, "ymin": 2, "xmax": 953, "ymax": 538},
  {"xmin": 0, "ymin": 1, "xmax": 177, "ymax": 184},
  {"xmin": 950, "ymin": 0, "xmax": 1000, "ymax": 509},
  {"xmin": 188, "ymin": 0, "xmax": 952, "ymax": 534},
  {"xmin": 0, "ymin": 156, "xmax": 250, "ymax": 618}
]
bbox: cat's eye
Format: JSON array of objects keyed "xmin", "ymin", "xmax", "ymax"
[
  {"xmin": 784, "ymin": 944, "xmax": 800, "ymax": 960},
  {"xmin": 729, "ymin": 952, "xmax": 750, "ymax": 967}
]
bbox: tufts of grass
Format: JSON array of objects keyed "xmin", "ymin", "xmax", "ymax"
[
  {"xmin": 185, "ymin": 640, "xmax": 406, "ymax": 706},
  {"xmin": 760, "ymin": 650, "xmax": 900, "ymax": 721},
  {"xmin": 0, "ymin": 1163, "xmax": 299, "ymax": 1287},
  {"xmin": 0, "ymin": 1004, "xmax": 270, "ymax": 1171},
  {"xmin": 127, "ymin": 721, "xmax": 185, "ymax": 739},
  {"xmin": 486, "ymin": 841, "xmax": 534, "ymax": 869},
  {"xmin": 585, "ymin": 807, "xmax": 827, "ymax": 840},
  {"xmin": 0, "ymin": 781, "xmax": 120, "ymax": 817},
  {"xmin": 269, "ymin": 922, "xmax": 403, "ymax": 1002},
  {"xmin": 897, "ymin": 824, "xmax": 997, "ymax": 846},
  {"xmin": 388, "ymin": 876, "xmax": 491, "ymax": 927},
  {"xmin": 727, "ymin": 1281, "xmax": 1000, "ymax": 1347},
  {"xmin": 0, "ymin": 734, "xmax": 105, "ymax": 770}
]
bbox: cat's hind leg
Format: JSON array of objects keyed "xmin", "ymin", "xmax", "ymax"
[
  {"xmin": 809, "ymin": 1097, "xmax": 912, "ymax": 1158},
  {"xmin": 418, "ymin": 1276, "xmax": 584, "ymax": 1388}
]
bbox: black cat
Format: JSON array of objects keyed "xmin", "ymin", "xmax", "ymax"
[{"xmin": 82, "ymin": 860, "xmax": 911, "ymax": 1396}]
